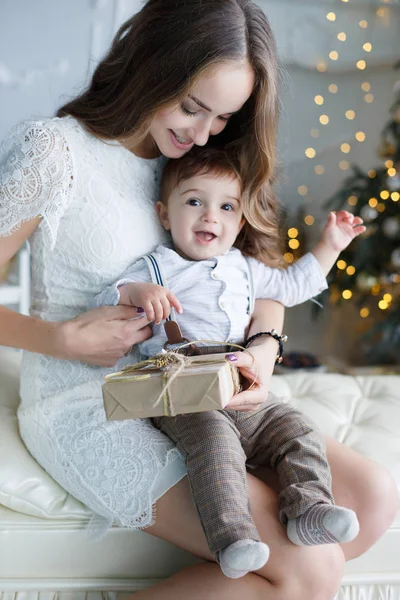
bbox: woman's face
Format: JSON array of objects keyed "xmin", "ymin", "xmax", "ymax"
[{"xmin": 147, "ymin": 61, "xmax": 255, "ymax": 159}]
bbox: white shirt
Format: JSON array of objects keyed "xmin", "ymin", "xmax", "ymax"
[{"xmin": 91, "ymin": 244, "xmax": 327, "ymax": 358}]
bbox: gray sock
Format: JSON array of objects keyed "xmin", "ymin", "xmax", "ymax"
[
  {"xmin": 287, "ymin": 504, "xmax": 360, "ymax": 546},
  {"xmin": 218, "ymin": 539, "xmax": 270, "ymax": 579}
]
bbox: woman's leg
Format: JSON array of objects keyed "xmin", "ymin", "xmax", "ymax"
[
  {"xmin": 326, "ymin": 436, "xmax": 398, "ymax": 560},
  {"xmin": 254, "ymin": 436, "xmax": 398, "ymax": 561},
  {"xmin": 131, "ymin": 474, "xmax": 345, "ymax": 600}
]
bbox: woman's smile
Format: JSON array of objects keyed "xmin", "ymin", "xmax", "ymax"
[{"xmin": 169, "ymin": 129, "xmax": 194, "ymax": 150}]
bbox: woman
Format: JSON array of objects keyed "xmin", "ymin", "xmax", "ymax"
[{"xmin": 0, "ymin": 1, "xmax": 396, "ymax": 598}]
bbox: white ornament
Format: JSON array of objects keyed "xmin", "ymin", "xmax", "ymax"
[
  {"xmin": 356, "ymin": 272, "xmax": 377, "ymax": 291},
  {"xmin": 360, "ymin": 205, "xmax": 378, "ymax": 222},
  {"xmin": 387, "ymin": 174, "xmax": 400, "ymax": 191},
  {"xmin": 382, "ymin": 217, "xmax": 400, "ymax": 238},
  {"xmin": 391, "ymin": 247, "xmax": 400, "ymax": 268}
]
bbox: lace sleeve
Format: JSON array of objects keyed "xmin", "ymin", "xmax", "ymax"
[{"xmin": 0, "ymin": 119, "xmax": 74, "ymax": 248}]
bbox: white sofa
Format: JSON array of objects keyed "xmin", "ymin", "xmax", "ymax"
[{"xmin": 0, "ymin": 346, "xmax": 399, "ymax": 600}]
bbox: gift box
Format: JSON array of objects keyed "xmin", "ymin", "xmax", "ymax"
[{"xmin": 102, "ymin": 353, "xmax": 241, "ymax": 420}]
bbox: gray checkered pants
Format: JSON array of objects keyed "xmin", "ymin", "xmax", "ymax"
[{"xmin": 152, "ymin": 396, "xmax": 333, "ymax": 558}]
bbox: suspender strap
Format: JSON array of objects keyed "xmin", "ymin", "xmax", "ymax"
[
  {"xmin": 143, "ymin": 253, "xmax": 187, "ymax": 346},
  {"xmin": 143, "ymin": 253, "xmax": 175, "ymax": 322},
  {"xmin": 244, "ymin": 257, "xmax": 255, "ymax": 315}
]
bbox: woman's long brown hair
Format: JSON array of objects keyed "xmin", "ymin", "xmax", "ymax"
[{"xmin": 58, "ymin": 0, "xmax": 284, "ymax": 266}]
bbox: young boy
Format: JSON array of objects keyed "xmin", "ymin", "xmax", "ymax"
[{"xmin": 91, "ymin": 148, "xmax": 365, "ymax": 578}]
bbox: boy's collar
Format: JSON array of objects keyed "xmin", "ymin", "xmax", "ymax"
[{"xmin": 155, "ymin": 244, "xmax": 238, "ymax": 262}]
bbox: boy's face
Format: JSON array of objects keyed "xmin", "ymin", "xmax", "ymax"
[{"xmin": 156, "ymin": 174, "xmax": 245, "ymax": 261}]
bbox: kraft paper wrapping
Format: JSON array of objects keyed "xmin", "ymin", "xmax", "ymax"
[{"xmin": 102, "ymin": 353, "xmax": 240, "ymax": 420}]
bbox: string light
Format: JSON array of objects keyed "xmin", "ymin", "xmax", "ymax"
[
  {"xmin": 391, "ymin": 192, "xmax": 400, "ymax": 201},
  {"xmin": 378, "ymin": 299, "xmax": 389, "ymax": 310},
  {"xmin": 342, "ymin": 290, "xmax": 352, "ymax": 299},
  {"xmin": 297, "ymin": 186, "xmax": 308, "ymax": 196},
  {"xmin": 376, "ymin": 7, "xmax": 386, "ymax": 17},
  {"xmin": 302, "ymin": 2, "xmax": 382, "ymax": 271},
  {"xmin": 360, "ymin": 307, "xmax": 369, "ymax": 318},
  {"xmin": 368, "ymin": 169, "xmax": 376, "ymax": 178},
  {"xmin": 288, "ymin": 239, "xmax": 300, "ymax": 250},
  {"xmin": 372, "ymin": 284, "xmax": 380, "ymax": 295},
  {"xmin": 383, "ymin": 293, "xmax": 392, "ymax": 303},
  {"xmin": 380, "ymin": 190, "xmax": 390, "ymax": 199},
  {"xmin": 288, "ymin": 228, "xmax": 299, "ymax": 238},
  {"xmin": 385, "ymin": 160, "xmax": 394, "ymax": 168},
  {"xmin": 387, "ymin": 168, "xmax": 397, "ymax": 177},
  {"xmin": 284, "ymin": 253, "xmax": 294, "ymax": 263}
]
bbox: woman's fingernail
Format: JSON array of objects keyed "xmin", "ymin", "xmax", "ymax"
[
  {"xmin": 136, "ymin": 307, "xmax": 145, "ymax": 313},
  {"xmin": 226, "ymin": 353, "xmax": 237, "ymax": 362}
]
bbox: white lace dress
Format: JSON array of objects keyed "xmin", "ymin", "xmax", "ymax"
[{"xmin": 0, "ymin": 116, "xmax": 187, "ymax": 534}]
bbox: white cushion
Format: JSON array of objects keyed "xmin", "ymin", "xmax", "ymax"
[
  {"xmin": 269, "ymin": 373, "xmax": 400, "ymax": 493},
  {"xmin": 268, "ymin": 373, "xmax": 400, "ymax": 582},
  {"xmin": 0, "ymin": 347, "xmax": 90, "ymax": 519}
]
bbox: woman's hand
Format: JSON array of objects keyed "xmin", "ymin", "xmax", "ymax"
[
  {"xmin": 224, "ymin": 342, "xmax": 276, "ymax": 412},
  {"xmin": 55, "ymin": 305, "xmax": 153, "ymax": 366}
]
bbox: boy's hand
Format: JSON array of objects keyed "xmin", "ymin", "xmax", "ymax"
[
  {"xmin": 322, "ymin": 210, "xmax": 366, "ymax": 252},
  {"xmin": 119, "ymin": 282, "xmax": 183, "ymax": 324}
]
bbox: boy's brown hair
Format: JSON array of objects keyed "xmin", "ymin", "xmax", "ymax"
[{"xmin": 160, "ymin": 147, "xmax": 285, "ymax": 267}]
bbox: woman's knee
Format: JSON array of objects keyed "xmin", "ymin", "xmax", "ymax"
[
  {"xmin": 284, "ymin": 544, "xmax": 345, "ymax": 600},
  {"xmin": 360, "ymin": 462, "xmax": 398, "ymax": 530}
]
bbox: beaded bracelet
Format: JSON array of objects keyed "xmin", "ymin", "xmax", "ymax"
[{"xmin": 244, "ymin": 330, "xmax": 288, "ymax": 364}]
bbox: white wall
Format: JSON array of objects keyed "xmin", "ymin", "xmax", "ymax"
[{"xmin": 1, "ymin": 0, "xmax": 399, "ymax": 360}]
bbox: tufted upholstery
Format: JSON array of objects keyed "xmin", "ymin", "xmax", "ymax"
[
  {"xmin": 269, "ymin": 373, "xmax": 400, "ymax": 491},
  {"xmin": 0, "ymin": 346, "xmax": 399, "ymax": 599}
]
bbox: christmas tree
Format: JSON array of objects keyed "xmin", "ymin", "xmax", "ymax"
[{"xmin": 322, "ymin": 61, "xmax": 400, "ymax": 365}]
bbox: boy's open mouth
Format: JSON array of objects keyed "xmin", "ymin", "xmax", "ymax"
[{"xmin": 195, "ymin": 231, "xmax": 217, "ymax": 243}]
